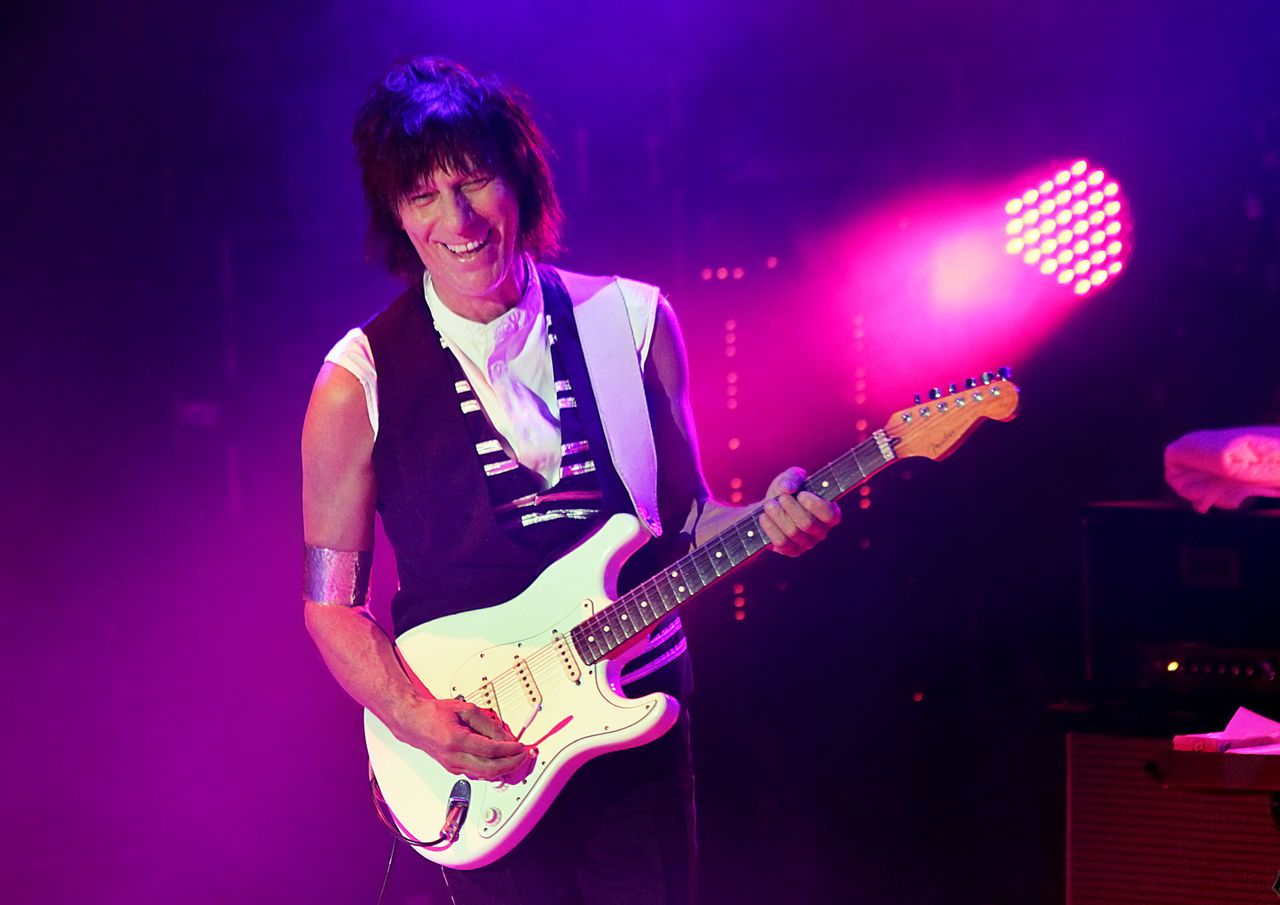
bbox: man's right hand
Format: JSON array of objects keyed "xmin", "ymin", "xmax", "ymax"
[{"xmin": 391, "ymin": 695, "xmax": 534, "ymax": 782}]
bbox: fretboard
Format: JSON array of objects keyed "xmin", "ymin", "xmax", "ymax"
[{"xmin": 570, "ymin": 430, "xmax": 898, "ymax": 665}]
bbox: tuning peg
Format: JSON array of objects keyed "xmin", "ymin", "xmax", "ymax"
[
  {"xmin": 948, "ymin": 382, "xmax": 958, "ymax": 395},
  {"xmin": 928, "ymin": 387, "xmax": 942, "ymax": 400},
  {"xmin": 981, "ymin": 372, "xmax": 993, "ymax": 385},
  {"xmin": 913, "ymin": 393, "xmax": 922, "ymax": 406},
  {"xmin": 997, "ymin": 366, "xmax": 1012, "ymax": 380},
  {"xmin": 965, "ymin": 377, "xmax": 977, "ymax": 389}
]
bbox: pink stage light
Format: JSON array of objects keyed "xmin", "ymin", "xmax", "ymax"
[{"xmin": 1004, "ymin": 159, "xmax": 1131, "ymax": 297}]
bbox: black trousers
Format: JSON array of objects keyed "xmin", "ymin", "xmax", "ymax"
[{"xmin": 434, "ymin": 656, "xmax": 696, "ymax": 905}]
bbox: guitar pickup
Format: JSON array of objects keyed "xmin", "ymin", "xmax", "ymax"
[
  {"xmin": 474, "ymin": 680, "xmax": 501, "ymax": 723},
  {"xmin": 552, "ymin": 632, "xmax": 582, "ymax": 684},
  {"xmin": 512, "ymin": 657, "xmax": 543, "ymax": 708}
]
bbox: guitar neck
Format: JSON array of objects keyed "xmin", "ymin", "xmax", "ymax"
[{"xmin": 570, "ymin": 430, "xmax": 899, "ymax": 665}]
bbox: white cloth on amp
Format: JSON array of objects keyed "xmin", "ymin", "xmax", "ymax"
[{"xmin": 1164, "ymin": 426, "xmax": 1280, "ymax": 512}]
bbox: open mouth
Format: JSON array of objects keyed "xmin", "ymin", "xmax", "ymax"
[{"xmin": 440, "ymin": 230, "xmax": 492, "ymax": 258}]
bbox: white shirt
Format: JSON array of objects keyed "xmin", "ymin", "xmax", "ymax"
[{"xmin": 325, "ymin": 264, "xmax": 662, "ymax": 489}]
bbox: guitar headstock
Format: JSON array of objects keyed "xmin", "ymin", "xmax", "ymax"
[{"xmin": 882, "ymin": 368, "xmax": 1020, "ymax": 461}]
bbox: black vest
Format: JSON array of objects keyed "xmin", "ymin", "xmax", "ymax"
[{"xmin": 364, "ymin": 268, "xmax": 634, "ymax": 636}]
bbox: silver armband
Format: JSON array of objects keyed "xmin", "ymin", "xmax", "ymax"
[{"xmin": 303, "ymin": 545, "xmax": 372, "ymax": 607}]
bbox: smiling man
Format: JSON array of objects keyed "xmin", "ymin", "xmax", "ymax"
[{"xmin": 301, "ymin": 57, "xmax": 840, "ymax": 904}]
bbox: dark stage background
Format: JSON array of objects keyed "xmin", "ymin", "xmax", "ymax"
[{"xmin": 4, "ymin": 2, "xmax": 1279, "ymax": 903}]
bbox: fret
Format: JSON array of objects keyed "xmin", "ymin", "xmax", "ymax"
[
  {"xmin": 669, "ymin": 561, "xmax": 703, "ymax": 596},
  {"xmin": 721, "ymin": 526, "xmax": 748, "ymax": 564},
  {"xmin": 653, "ymin": 577, "xmax": 678, "ymax": 614},
  {"xmin": 735, "ymin": 517, "xmax": 768, "ymax": 557},
  {"xmin": 607, "ymin": 606, "xmax": 628, "ymax": 641},
  {"xmin": 808, "ymin": 472, "xmax": 831, "ymax": 499},
  {"xmin": 706, "ymin": 542, "xmax": 732, "ymax": 576},
  {"xmin": 636, "ymin": 590, "xmax": 661, "ymax": 629},
  {"xmin": 690, "ymin": 548, "xmax": 718, "ymax": 586},
  {"xmin": 664, "ymin": 571, "xmax": 687, "ymax": 605},
  {"xmin": 620, "ymin": 602, "xmax": 641, "ymax": 638},
  {"xmin": 572, "ymin": 625, "xmax": 599, "ymax": 664}
]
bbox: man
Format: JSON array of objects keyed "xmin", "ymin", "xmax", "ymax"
[{"xmin": 302, "ymin": 57, "xmax": 840, "ymax": 904}]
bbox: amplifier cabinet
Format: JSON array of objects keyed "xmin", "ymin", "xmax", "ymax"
[{"xmin": 1067, "ymin": 733, "xmax": 1280, "ymax": 904}]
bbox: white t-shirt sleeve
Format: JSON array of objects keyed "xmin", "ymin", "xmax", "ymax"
[
  {"xmin": 320, "ymin": 279, "xmax": 657, "ymax": 446},
  {"xmin": 324, "ymin": 327, "xmax": 379, "ymax": 440},
  {"xmin": 613, "ymin": 277, "xmax": 661, "ymax": 369}
]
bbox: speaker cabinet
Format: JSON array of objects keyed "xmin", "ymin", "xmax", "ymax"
[{"xmin": 1067, "ymin": 733, "xmax": 1280, "ymax": 904}]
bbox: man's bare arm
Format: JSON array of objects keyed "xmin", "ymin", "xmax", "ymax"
[
  {"xmin": 301, "ymin": 362, "xmax": 530, "ymax": 781},
  {"xmin": 643, "ymin": 299, "xmax": 840, "ymax": 555}
]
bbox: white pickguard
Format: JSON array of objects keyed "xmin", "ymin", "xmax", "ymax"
[{"xmin": 363, "ymin": 513, "xmax": 680, "ymax": 869}]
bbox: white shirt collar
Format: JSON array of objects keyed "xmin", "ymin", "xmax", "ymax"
[{"xmin": 422, "ymin": 259, "xmax": 542, "ymax": 364}]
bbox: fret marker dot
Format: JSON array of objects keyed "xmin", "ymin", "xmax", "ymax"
[
  {"xmin": 821, "ymin": 481, "xmax": 829, "ymax": 488},
  {"xmin": 587, "ymin": 635, "xmax": 595, "ymax": 642},
  {"xmin": 640, "ymin": 601, "xmax": 648, "ymax": 607},
  {"xmin": 747, "ymin": 530, "xmax": 755, "ymax": 537},
  {"xmin": 621, "ymin": 614, "xmax": 628, "ymax": 620},
  {"xmin": 715, "ymin": 552, "xmax": 723, "ymax": 558},
  {"xmin": 678, "ymin": 586, "xmax": 685, "ymax": 593},
  {"xmin": 603, "ymin": 626, "xmax": 610, "ymax": 632},
  {"xmin": 670, "ymin": 571, "xmax": 679, "ymax": 578}
]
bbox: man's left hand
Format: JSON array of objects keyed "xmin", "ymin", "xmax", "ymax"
[{"xmin": 759, "ymin": 466, "xmax": 842, "ymax": 557}]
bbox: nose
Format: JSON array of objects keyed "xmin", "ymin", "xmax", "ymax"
[{"xmin": 440, "ymin": 188, "xmax": 475, "ymax": 233}]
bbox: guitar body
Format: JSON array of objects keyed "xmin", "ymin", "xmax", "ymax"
[{"xmin": 364, "ymin": 513, "xmax": 680, "ymax": 870}]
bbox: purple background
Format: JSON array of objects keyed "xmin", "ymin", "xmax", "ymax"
[{"xmin": 5, "ymin": 2, "xmax": 1279, "ymax": 902}]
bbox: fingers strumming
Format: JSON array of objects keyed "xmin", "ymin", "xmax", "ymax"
[
  {"xmin": 460, "ymin": 730, "xmax": 527, "ymax": 759},
  {"xmin": 459, "ymin": 703, "xmax": 517, "ymax": 741}
]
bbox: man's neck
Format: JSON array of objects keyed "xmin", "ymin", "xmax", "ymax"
[{"xmin": 432, "ymin": 259, "xmax": 531, "ymax": 325}]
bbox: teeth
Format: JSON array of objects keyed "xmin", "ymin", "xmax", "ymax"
[{"xmin": 444, "ymin": 236, "xmax": 487, "ymax": 254}]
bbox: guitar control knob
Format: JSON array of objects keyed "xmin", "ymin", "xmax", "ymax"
[
  {"xmin": 965, "ymin": 377, "xmax": 977, "ymax": 389},
  {"xmin": 928, "ymin": 387, "xmax": 941, "ymax": 400}
]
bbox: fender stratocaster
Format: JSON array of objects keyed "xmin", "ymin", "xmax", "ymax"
[{"xmin": 364, "ymin": 370, "xmax": 1020, "ymax": 868}]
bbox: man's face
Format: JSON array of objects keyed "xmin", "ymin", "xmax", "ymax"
[{"xmin": 397, "ymin": 167, "xmax": 523, "ymax": 313}]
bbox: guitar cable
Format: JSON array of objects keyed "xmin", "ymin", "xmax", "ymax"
[
  {"xmin": 371, "ymin": 768, "xmax": 471, "ymax": 905},
  {"xmin": 369, "ymin": 765, "xmax": 472, "ymax": 848},
  {"xmin": 376, "ymin": 838, "xmax": 396, "ymax": 905}
]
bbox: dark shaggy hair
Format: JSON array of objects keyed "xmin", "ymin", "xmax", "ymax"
[{"xmin": 353, "ymin": 57, "xmax": 563, "ymax": 280}]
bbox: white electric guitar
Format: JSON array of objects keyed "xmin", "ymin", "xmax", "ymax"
[{"xmin": 364, "ymin": 370, "xmax": 1020, "ymax": 868}]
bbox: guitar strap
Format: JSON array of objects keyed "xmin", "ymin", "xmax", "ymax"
[{"xmin": 555, "ymin": 269, "xmax": 663, "ymax": 539}]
